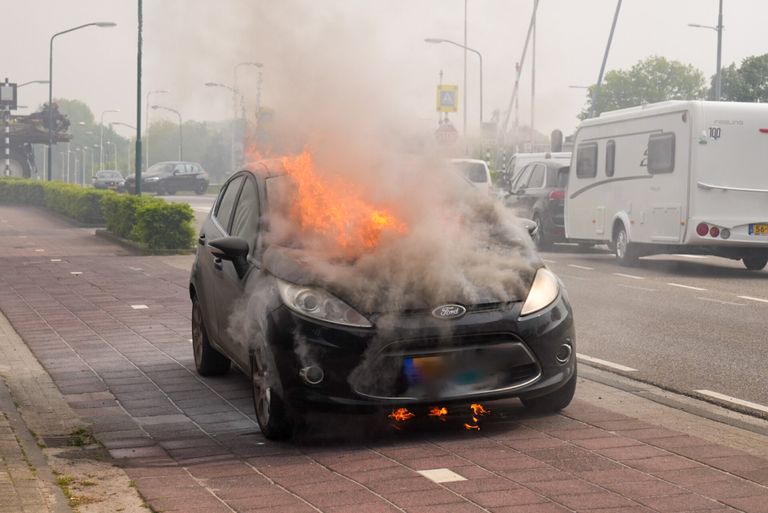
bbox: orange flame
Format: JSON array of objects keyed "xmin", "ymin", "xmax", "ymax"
[
  {"xmin": 428, "ymin": 406, "xmax": 448, "ymax": 421},
  {"xmin": 388, "ymin": 408, "xmax": 415, "ymax": 422},
  {"xmin": 279, "ymin": 148, "xmax": 407, "ymax": 253},
  {"xmin": 470, "ymin": 403, "xmax": 490, "ymax": 416},
  {"xmin": 464, "ymin": 423, "xmax": 481, "ymax": 431}
]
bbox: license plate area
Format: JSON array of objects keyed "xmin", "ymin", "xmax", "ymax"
[{"xmin": 749, "ymin": 223, "xmax": 768, "ymax": 236}]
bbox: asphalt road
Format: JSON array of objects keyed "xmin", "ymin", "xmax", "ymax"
[
  {"xmin": 541, "ymin": 243, "xmax": 768, "ymax": 414},
  {"xmin": 160, "ymin": 193, "xmax": 768, "ymax": 417}
]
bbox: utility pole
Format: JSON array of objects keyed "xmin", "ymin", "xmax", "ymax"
[
  {"xmin": 530, "ymin": 2, "xmax": 536, "ymax": 151},
  {"xmin": 591, "ymin": 0, "xmax": 623, "ymax": 118},
  {"xmin": 715, "ymin": 0, "xmax": 723, "ymax": 100},
  {"xmin": 135, "ymin": 0, "xmax": 143, "ymax": 194},
  {"xmin": 463, "ymin": 0, "xmax": 468, "ymax": 139}
]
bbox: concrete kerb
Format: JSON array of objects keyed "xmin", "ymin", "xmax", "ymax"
[
  {"xmin": 0, "ymin": 310, "xmax": 150, "ymax": 513},
  {"xmin": 94, "ymin": 228, "xmax": 196, "ymax": 256}
]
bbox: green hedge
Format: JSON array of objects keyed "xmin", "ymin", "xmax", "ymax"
[{"xmin": 0, "ymin": 178, "xmax": 194, "ymax": 250}]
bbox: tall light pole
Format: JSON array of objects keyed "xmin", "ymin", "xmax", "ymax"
[
  {"xmin": 19, "ymin": 80, "xmax": 49, "ymax": 88},
  {"xmin": 233, "ymin": 62, "xmax": 262, "ymax": 171},
  {"xmin": 425, "ymin": 38, "xmax": 483, "ymax": 127},
  {"xmin": 151, "ymin": 105, "xmax": 182, "ymax": 160},
  {"xmin": 591, "ymin": 0, "xmax": 622, "ymax": 118},
  {"xmin": 47, "ymin": 22, "xmax": 116, "ymax": 181},
  {"xmin": 99, "ymin": 109, "xmax": 119, "ymax": 171},
  {"xmin": 688, "ymin": 0, "xmax": 724, "ymax": 100},
  {"xmin": 205, "ymin": 82, "xmax": 245, "ymax": 172},
  {"xmin": 145, "ymin": 89, "xmax": 168, "ymax": 169}
]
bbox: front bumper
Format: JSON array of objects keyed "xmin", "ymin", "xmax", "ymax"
[{"xmin": 265, "ymin": 293, "xmax": 575, "ymax": 411}]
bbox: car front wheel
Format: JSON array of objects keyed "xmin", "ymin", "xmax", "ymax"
[
  {"xmin": 521, "ymin": 368, "xmax": 577, "ymax": 413},
  {"xmin": 191, "ymin": 297, "xmax": 230, "ymax": 376},
  {"xmin": 251, "ymin": 346, "xmax": 293, "ymax": 440},
  {"xmin": 195, "ymin": 182, "xmax": 208, "ymax": 195}
]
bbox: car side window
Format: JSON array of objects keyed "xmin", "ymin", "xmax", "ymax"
[
  {"xmin": 173, "ymin": 164, "xmax": 186, "ymax": 175},
  {"xmin": 526, "ymin": 165, "xmax": 545, "ymax": 189},
  {"xmin": 511, "ymin": 165, "xmax": 532, "ymax": 192},
  {"xmin": 230, "ymin": 178, "xmax": 261, "ymax": 255},
  {"xmin": 214, "ymin": 176, "xmax": 244, "ymax": 232}
]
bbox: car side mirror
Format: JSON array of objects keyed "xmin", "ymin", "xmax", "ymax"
[{"xmin": 209, "ymin": 237, "xmax": 250, "ymax": 278}]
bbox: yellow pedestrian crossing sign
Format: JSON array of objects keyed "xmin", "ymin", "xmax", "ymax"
[{"xmin": 436, "ymin": 85, "xmax": 458, "ymax": 113}]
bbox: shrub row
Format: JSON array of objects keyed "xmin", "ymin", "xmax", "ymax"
[{"xmin": 0, "ymin": 178, "xmax": 195, "ymax": 250}]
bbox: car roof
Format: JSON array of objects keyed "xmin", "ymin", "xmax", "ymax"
[{"xmin": 241, "ymin": 159, "xmax": 286, "ymax": 179}]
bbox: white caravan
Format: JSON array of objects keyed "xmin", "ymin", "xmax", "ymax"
[{"xmin": 565, "ymin": 100, "xmax": 768, "ymax": 270}]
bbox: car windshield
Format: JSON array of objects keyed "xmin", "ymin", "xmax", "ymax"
[
  {"xmin": 450, "ymin": 161, "xmax": 488, "ymax": 183},
  {"xmin": 145, "ymin": 163, "xmax": 175, "ymax": 176}
]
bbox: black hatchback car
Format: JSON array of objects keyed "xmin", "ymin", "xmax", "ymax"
[
  {"xmin": 125, "ymin": 161, "xmax": 209, "ymax": 195},
  {"xmin": 190, "ymin": 161, "xmax": 577, "ymax": 439},
  {"xmin": 505, "ymin": 160, "xmax": 570, "ymax": 249}
]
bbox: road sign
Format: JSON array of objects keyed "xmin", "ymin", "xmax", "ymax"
[
  {"xmin": 435, "ymin": 121, "xmax": 459, "ymax": 144},
  {"xmin": 436, "ymin": 85, "xmax": 458, "ymax": 113},
  {"xmin": 0, "ymin": 80, "xmax": 17, "ymax": 111}
]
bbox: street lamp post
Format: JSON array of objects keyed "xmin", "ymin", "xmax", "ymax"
[
  {"xmin": 99, "ymin": 109, "xmax": 119, "ymax": 171},
  {"xmin": 233, "ymin": 62, "xmax": 262, "ymax": 170},
  {"xmin": 145, "ymin": 89, "xmax": 168, "ymax": 169},
  {"xmin": 18, "ymin": 80, "xmax": 49, "ymax": 88},
  {"xmin": 151, "ymin": 105, "xmax": 182, "ymax": 160},
  {"xmin": 425, "ymin": 38, "xmax": 483, "ymax": 127},
  {"xmin": 47, "ymin": 22, "xmax": 116, "ymax": 181},
  {"xmin": 688, "ymin": 0, "xmax": 724, "ymax": 100}
]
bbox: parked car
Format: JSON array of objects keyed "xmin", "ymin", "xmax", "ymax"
[
  {"xmin": 505, "ymin": 159, "xmax": 569, "ymax": 249},
  {"xmin": 92, "ymin": 170, "xmax": 125, "ymax": 192},
  {"xmin": 448, "ymin": 158, "xmax": 493, "ymax": 196},
  {"xmin": 189, "ymin": 160, "xmax": 577, "ymax": 439},
  {"xmin": 124, "ymin": 161, "xmax": 209, "ymax": 195}
]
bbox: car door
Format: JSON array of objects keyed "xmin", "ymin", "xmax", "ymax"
[
  {"xmin": 213, "ymin": 174, "xmax": 263, "ymax": 370},
  {"xmin": 519, "ymin": 164, "xmax": 547, "ymax": 217},
  {"xmin": 197, "ymin": 175, "xmax": 245, "ymax": 346},
  {"xmin": 506, "ymin": 164, "xmax": 537, "ymax": 216}
]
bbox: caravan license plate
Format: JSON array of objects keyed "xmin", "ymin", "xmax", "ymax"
[{"xmin": 749, "ymin": 223, "xmax": 768, "ymax": 236}]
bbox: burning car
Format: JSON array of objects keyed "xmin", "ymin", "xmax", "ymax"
[{"xmin": 189, "ymin": 152, "xmax": 576, "ymax": 439}]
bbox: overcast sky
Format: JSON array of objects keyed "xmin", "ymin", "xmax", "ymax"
[{"xmin": 6, "ymin": 1, "xmax": 766, "ymax": 139}]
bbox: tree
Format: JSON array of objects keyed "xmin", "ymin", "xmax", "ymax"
[
  {"xmin": 716, "ymin": 54, "xmax": 768, "ymax": 102},
  {"xmin": 580, "ymin": 56, "xmax": 707, "ymax": 119}
]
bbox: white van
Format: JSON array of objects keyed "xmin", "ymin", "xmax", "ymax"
[
  {"xmin": 565, "ymin": 100, "xmax": 768, "ymax": 270},
  {"xmin": 448, "ymin": 158, "xmax": 493, "ymax": 196}
]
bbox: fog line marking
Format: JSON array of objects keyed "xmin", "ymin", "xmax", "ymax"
[
  {"xmin": 576, "ymin": 353, "xmax": 638, "ymax": 372},
  {"xmin": 738, "ymin": 295, "xmax": 768, "ymax": 304},
  {"xmin": 667, "ymin": 282, "xmax": 707, "ymax": 292},
  {"xmin": 417, "ymin": 468, "xmax": 467, "ymax": 484},
  {"xmin": 695, "ymin": 389, "xmax": 768, "ymax": 415},
  {"xmin": 568, "ymin": 264, "xmax": 594, "ymax": 271},
  {"xmin": 613, "ymin": 273, "xmax": 644, "ymax": 280},
  {"xmin": 617, "ymin": 284, "xmax": 657, "ymax": 292},
  {"xmin": 696, "ymin": 297, "xmax": 745, "ymax": 306}
]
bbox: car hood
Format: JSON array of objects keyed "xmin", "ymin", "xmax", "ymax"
[{"xmin": 262, "ymin": 245, "xmax": 540, "ymax": 315}]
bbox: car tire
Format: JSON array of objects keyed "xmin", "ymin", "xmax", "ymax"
[
  {"xmin": 191, "ymin": 297, "xmax": 230, "ymax": 376},
  {"xmin": 742, "ymin": 256, "xmax": 768, "ymax": 271},
  {"xmin": 165, "ymin": 186, "xmax": 176, "ymax": 196},
  {"xmin": 613, "ymin": 225, "xmax": 639, "ymax": 266},
  {"xmin": 532, "ymin": 214, "xmax": 552, "ymax": 250},
  {"xmin": 195, "ymin": 182, "xmax": 208, "ymax": 195},
  {"xmin": 251, "ymin": 346, "xmax": 293, "ymax": 440},
  {"xmin": 521, "ymin": 368, "xmax": 577, "ymax": 413}
]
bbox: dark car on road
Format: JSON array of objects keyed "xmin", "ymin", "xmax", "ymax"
[
  {"xmin": 189, "ymin": 161, "xmax": 577, "ymax": 439},
  {"xmin": 505, "ymin": 159, "xmax": 569, "ymax": 249},
  {"xmin": 92, "ymin": 170, "xmax": 125, "ymax": 192},
  {"xmin": 124, "ymin": 161, "xmax": 209, "ymax": 195}
]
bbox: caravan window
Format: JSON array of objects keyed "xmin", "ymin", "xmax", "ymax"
[
  {"xmin": 648, "ymin": 132, "xmax": 675, "ymax": 174},
  {"xmin": 605, "ymin": 140, "xmax": 616, "ymax": 177},
  {"xmin": 576, "ymin": 143, "xmax": 598, "ymax": 178}
]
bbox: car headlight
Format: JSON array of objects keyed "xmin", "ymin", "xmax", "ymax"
[
  {"xmin": 276, "ymin": 279, "xmax": 372, "ymax": 328},
  {"xmin": 520, "ymin": 268, "xmax": 560, "ymax": 317}
]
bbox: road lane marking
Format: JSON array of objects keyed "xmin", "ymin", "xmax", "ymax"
[
  {"xmin": 193, "ymin": 207, "xmax": 211, "ymax": 213},
  {"xmin": 50, "ymin": 259, "xmax": 62, "ymax": 262},
  {"xmin": 738, "ymin": 295, "xmax": 768, "ymax": 304},
  {"xmin": 667, "ymin": 282, "xmax": 707, "ymax": 291},
  {"xmin": 542, "ymin": 258, "xmax": 557, "ymax": 264},
  {"xmin": 695, "ymin": 390, "xmax": 768, "ymax": 415},
  {"xmin": 70, "ymin": 272, "xmax": 82, "ymax": 276},
  {"xmin": 130, "ymin": 304, "xmax": 149, "ymax": 310},
  {"xmin": 696, "ymin": 297, "xmax": 745, "ymax": 306},
  {"xmin": 568, "ymin": 264, "xmax": 594, "ymax": 271},
  {"xmin": 618, "ymin": 283, "xmax": 657, "ymax": 292},
  {"xmin": 417, "ymin": 469, "xmax": 466, "ymax": 483},
  {"xmin": 613, "ymin": 273, "xmax": 644, "ymax": 280},
  {"xmin": 576, "ymin": 353, "xmax": 638, "ymax": 372}
]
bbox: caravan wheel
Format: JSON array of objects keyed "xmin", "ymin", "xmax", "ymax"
[
  {"xmin": 742, "ymin": 256, "xmax": 767, "ymax": 271},
  {"xmin": 613, "ymin": 225, "xmax": 639, "ymax": 266}
]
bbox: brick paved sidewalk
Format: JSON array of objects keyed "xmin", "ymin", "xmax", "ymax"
[{"xmin": 1, "ymin": 205, "xmax": 768, "ymax": 513}]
